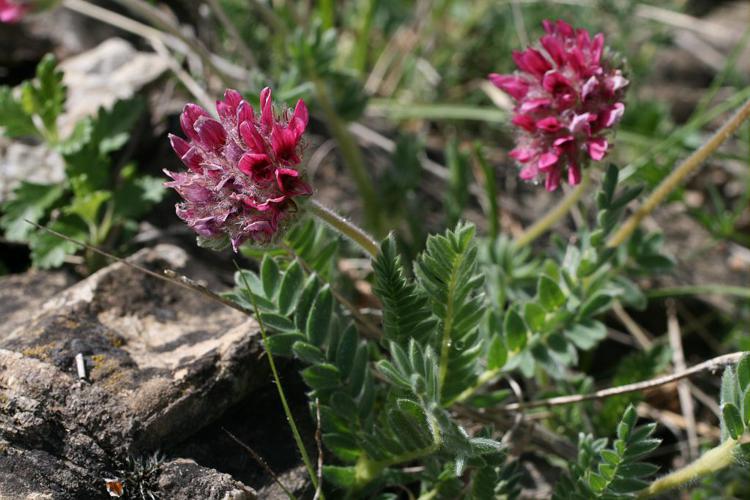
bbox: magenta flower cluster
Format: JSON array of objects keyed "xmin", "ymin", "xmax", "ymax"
[
  {"xmin": 165, "ymin": 88, "xmax": 312, "ymax": 250},
  {"xmin": 0, "ymin": 0, "xmax": 28, "ymax": 23},
  {"xmin": 490, "ymin": 20, "xmax": 628, "ymax": 191}
]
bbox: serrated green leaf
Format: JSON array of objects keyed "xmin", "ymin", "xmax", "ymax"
[
  {"xmin": 302, "ymin": 363, "xmax": 341, "ymax": 390},
  {"xmin": 58, "ymin": 118, "xmax": 93, "ymax": 155},
  {"xmin": 277, "ymin": 261, "xmax": 304, "ymax": 315},
  {"xmin": 29, "ymin": 216, "xmax": 87, "ymax": 269},
  {"xmin": 0, "ymin": 182, "xmax": 65, "ymax": 241},
  {"xmin": 22, "ymin": 54, "xmax": 65, "ymax": 134},
  {"xmin": 65, "ymin": 190, "xmax": 111, "ymax": 226},
  {"xmin": 538, "ymin": 275, "xmax": 565, "ymax": 310},
  {"xmin": 0, "ymin": 87, "xmax": 37, "ymax": 137},
  {"xmin": 722, "ymin": 403, "xmax": 745, "ymax": 440},
  {"xmin": 306, "ymin": 286, "xmax": 333, "ymax": 346},
  {"xmin": 112, "ymin": 174, "xmax": 165, "ymax": 221}
]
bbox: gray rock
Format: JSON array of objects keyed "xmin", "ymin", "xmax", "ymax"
[
  {"xmin": 58, "ymin": 38, "xmax": 169, "ymax": 136},
  {"xmin": 157, "ymin": 459, "xmax": 256, "ymax": 500},
  {"xmin": 0, "ymin": 139, "xmax": 65, "ymax": 204},
  {"xmin": 1, "ymin": 38, "xmax": 169, "ymax": 203},
  {"xmin": 0, "ymin": 269, "xmax": 74, "ymax": 335},
  {"xmin": 0, "ymin": 244, "xmax": 262, "ymax": 498}
]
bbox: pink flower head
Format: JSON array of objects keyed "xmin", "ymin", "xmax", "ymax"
[
  {"xmin": 165, "ymin": 88, "xmax": 312, "ymax": 251},
  {"xmin": 0, "ymin": 0, "xmax": 29, "ymax": 23},
  {"xmin": 490, "ymin": 20, "xmax": 628, "ymax": 191}
]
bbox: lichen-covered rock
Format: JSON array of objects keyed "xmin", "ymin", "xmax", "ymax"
[
  {"xmin": 0, "ymin": 244, "xmax": 262, "ymax": 498},
  {"xmin": 156, "ymin": 459, "xmax": 256, "ymax": 500}
]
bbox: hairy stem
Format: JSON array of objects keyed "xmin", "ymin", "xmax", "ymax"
[
  {"xmin": 437, "ymin": 260, "xmax": 460, "ymax": 398},
  {"xmin": 513, "ymin": 170, "xmax": 590, "ymax": 248},
  {"xmin": 235, "ymin": 265, "xmax": 320, "ymax": 494},
  {"xmin": 608, "ymin": 97, "xmax": 750, "ymax": 247},
  {"xmin": 638, "ymin": 438, "xmax": 739, "ymax": 498},
  {"xmin": 307, "ymin": 199, "xmax": 379, "ymax": 258},
  {"xmin": 310, "ymin": 78, "xmax": 383, "ymax": 233}
]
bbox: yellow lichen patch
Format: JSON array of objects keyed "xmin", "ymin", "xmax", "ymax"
[
  {"xmin": 20, "ymin": 342, "xmax": 56, "ymax": 361},
  {"xmin": 105, "ymin": 332, "xmax": 125, "ymax": 348},
  {"xmin": 90, "ymin": 354, "xmax": 130, "ymax": 391}
]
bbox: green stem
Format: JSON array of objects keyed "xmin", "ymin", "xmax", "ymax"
[
  {"xmin": 437, "ymin": 270, "xmax": 459, "ymax": 398},
  {"xmin": 638, "ymin": 438, "xmax": 738, "ymax": 498},
  {"xmin": 608, "ymin": 97, "xmax": 750, "ymax": 248},
  {"xmin": 447, "ymin": 368, "xmax": 502, "ymax": 406},
  {"xmin": 235, "ymin": 264, "xmax": 320, "ymax": 494},
  {"xmin": 310, "ymin": 78, "xmax": 383, "ymax": 233},
  {"xmin": 307, "ymin": 199, "xmax": 379, "ymax": 258},
  {"xmin": 647, "ymin": 284, "xmax": 750, "ymax": 300},
  {"xmin": 513, "ymin": 170, "xmax": 591, "ymax": 248}
]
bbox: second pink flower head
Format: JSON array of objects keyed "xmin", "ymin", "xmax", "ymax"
[
  {"xmin": 166, "ymin": 88, "xmax": 312, "ymax": 251},
  {"xmin": 0, "ymin": 0, "xmax": 30, "ymax": 23},
  {"xmin": 490, "ymin": 20, "xmax": 628, "ymax": 191}
]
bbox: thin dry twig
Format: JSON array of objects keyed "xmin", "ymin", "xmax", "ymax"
[
  {"xmin": 612, "ymin": 301, "xmax": 654, "ymax": 349},
  {"xmin": 500, "ymin": 352, "xmax": 746, "ymax": 411},
  {"xmin": 223, "ymin": 428, "xmax": 296, "ymax": 499},
  {"xmin": 637, "ymin": 403, "xmax": 720, "ymax": 440},
  {"xmin": 667, "ymin": 300, "xmax": 699, "ymax": 460},
  {"xmin": 62, "ymin": 0, "xmax": 215, "ymax": 112},
  {"xmin": 501, "ymin": 377, "xmax": 526, "ymax": 452},
  {"xmin": 25, "ymin": 220, "xmax": 251, "ymax": 316},
  {"xmin": 313, "ymin": 399, "xmax": 324, "ymax": 500},
  {"xmin": 455, "ymin": 405, "xmax": 577, "ymax": 460},
  {"xmin": 110, "ymin": 0, "xmax": 233, "ymax": 84}
]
